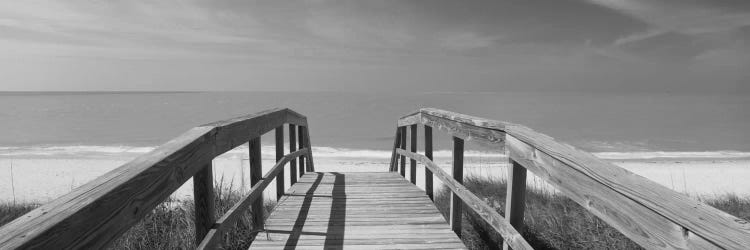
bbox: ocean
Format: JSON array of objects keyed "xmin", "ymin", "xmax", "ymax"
[
  {"xmin": 1, "ymin": 91, "xmax": 748, "ymax": 151},
  {"xmin": 1, "ymin": 91, "xmax": 749, "ymax": 202}
]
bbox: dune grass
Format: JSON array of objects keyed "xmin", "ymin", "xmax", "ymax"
[
  {"xmin": 433, "ymin": 176, "xmax": 750, "ymax": 250},
  {"xmin": 0, "ymin": 179, "xmax": 276, "ymax": 250},
  {"xmin": 2, "ymin": 177, "xmax": 749, "ymax": 249}
]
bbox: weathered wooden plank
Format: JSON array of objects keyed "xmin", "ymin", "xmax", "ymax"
[
  {"xmin": 397, "ymin": 109, "xmax": 506, "ymax": 148},
  {"xmin": 420, "ymin": 108, "xmax": 507, "ymax": 130},
  {"xmin": 0, "ymin": 108, "xmax": 310, "ymax": 250},
  {"xmin": 263, "ymin": 225, "xmax": 455, "ymax": 231},
  {"xmin": 507, "ymin": 124, "xmax": 750, "ymax": 248},
  {"xmin": 197, "ymin": 149, "xmax": 309, "ymax": 249},
  {"xmin": 260, "ymin": 232, "xmax": 460, "ymax": 240},
  {"xmin": 0, "ymin": 126, "xmax": 215, "ymax": 249},
  {"xmin": 397, "ymin": 111, "xmax": 422, "ymax": 127},
  {"xmin": 451, "ymin": 137, "xmax": 464, "ymax": 237},
  {"xmin": 303, "ymin": 125, "xmax": 316, "ymax": 172},
  {"xmin": 424, "ymin": 125, "xmax": 434, "ymax": 201},
  {"xmin": 397, "ymin": 149, "xmax": 532, "ymax": 250},
  {"xmin": 254, "ymin": 244, "xmax": 465, "ymax": 250},
  {"xmin": 251, "ymin": 172, "xmax": 465, "ymax": 249},
  {"xmin": 505, "ymin": 134, "xmax": 743, "ymax": 249},
  {"xmin": 397, "ymin": 108, "xmax": 750, "ymax": 250},
  {"xmin": 283, "ymin": 108, "xmax": 308, "ymax": 126},
  {"xmin": 298, "ymin": 126, "xmax": 306, "ymax": 176},
  {"xmin": 193, "ymin": 162, "xmax": 215, "ymax": 244},
  {"xmin": 390, "ymin": 128, "xmax": 401, "ymax": 172},
  {"xmin": 275, "ymin": 126, "xmax": 284, "ymax": 200},
  {"xmin": 204, "ymin": 108, "xmax": 305, "ymax": 154},
  {"xmin": 410, "ymin": 124, "xmax": 418, "ymax": 184},
  {"xmin": 399, "ymin": 126, "xmax": 407, "ymax": 177},
  {"xmin": 503, "ymin": 160, "xmax": 526, "ymax": 250},
  {"xmin": 288, "ymin": 124, "xmax": 297, "ymax": 185},
  {"xmin": 254, "ymin": 237, "xmax": 464, "ymax": 245},
  {"xmin": 249, "ymin": 137, "xmax": 264, "ymax": 233}
]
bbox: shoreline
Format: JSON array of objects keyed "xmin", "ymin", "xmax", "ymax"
[{"xmin": 1, "ymin": 145, "xmax": 749, "ymax": 203}]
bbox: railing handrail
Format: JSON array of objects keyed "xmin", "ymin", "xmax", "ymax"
[
  {"xmin": 197, "ymin": 148, "xmax": 310, "ymax": 249},
  {"xmin": 0, "ymin": 108, "xmax": 316, "ymax": 249},
  {"xmin": 396, "ymin": 149, "xmax": 532, "ymax": 250},
  {"xmin": 394, "ymin": 108, "xmax": 750, "ymax": 250}
]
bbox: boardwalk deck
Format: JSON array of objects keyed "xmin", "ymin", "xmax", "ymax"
[{"xmin": 250, "ymin": 172, "xmax": 466, "ymax": 249}]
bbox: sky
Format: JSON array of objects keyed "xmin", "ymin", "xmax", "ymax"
[{"xmin": 0, "ymin": 0, "xmax": 748, "ymax": 93}]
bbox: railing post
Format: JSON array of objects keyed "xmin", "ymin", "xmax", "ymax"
[
  {"xmin": 303, "ymin": 126, "xmax": 316, "ymax": 172},
  {"xmin": 249, "ymin": 137, "xmax": 264, "ymax": 231},
  {"xmin": 289, "ymin": 124, "xmax": 297, "ymax": 185},
  {"xmin": 390, "ymin": 128, "xmax": 401, "ymax": 172},
  {"xmin": 193, "ymin": 162, "xmax": 215, "ymax": 244},
  {"xmin": 298, "ymin": 126, "xmax": 306, "ymax": 177},
  {"xmin": 424, "ymin": 125, "xmax": 433, "ymax": 200},
  {"xmin": 451, "ymin": 136, "xmax": 464, "ymax": 237},
  {"xmin": 275, "ymin": 126, "xmax": 284, "ymax": 200},
  {"xmin": 399, "ymin": 126, "xmax": 407, "ymax": 177},
  {"xmin": 504, "ymin": 160, "xmax": 527, "ymax": 250},
  {"xmin": 410, "ymin": 124, "xmax": 417, "ymax": 184}
]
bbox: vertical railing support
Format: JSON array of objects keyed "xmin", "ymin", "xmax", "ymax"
[
  {"xmin": 249, "ymin": 137, "xmax": 264, "ymax": 231},
  {"xmin": 298, "ymin": 126, "xmax": 306, "ymax": 177},
  {"xmin": 289, "ymin": 124, "xmax": 297, "ymax": 185},
  {"xmin": 409, "ymin": 124, "xmax": 417, "ymax": 184},
  {"xmin": 275, "ymin": 126, "xmax": 284, "ymax": 200},
  {"xmin": 424, "ymin": 125, "xmax": 433, "ymax": 200},
  {"xmin": 303, "ymin": 126, "xmax": 316, "ymax": 172},
  {"xmin": 399, "ymin": 126, "xmax": 407, "ymax": 177},
  {"xmin": 451, "ymin": 136, "xmax": 464, "ymax": 237},
  {"xmin": 193, "ymin": 162, "xmax": 215, "ymax": 244},
  {"xmin": 504, "ymin": 160, "xmax": 527, "ymax": 250},
  {"xmin": 389, "ymin": 128, "xmax": 401, "ymax": 172}
]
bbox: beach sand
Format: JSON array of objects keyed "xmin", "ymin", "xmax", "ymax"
[{"xmin": 1, "ymin": 148, "xmax": 748, "ymax": 203}]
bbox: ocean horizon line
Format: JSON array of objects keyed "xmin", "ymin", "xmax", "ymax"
[{"xmin": 2, "ymin": 144, "xmax": 750, "ymax": 161}]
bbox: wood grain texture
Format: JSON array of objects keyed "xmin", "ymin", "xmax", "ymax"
[
  {"xmin": 399, "ymin": 126, "xmax": 407, "ymax": 177},
  {"xmin": 389, "ymin": 128, "xmax": 401, "ymax": 172},
  {"xmin": 0, "ymin": 127, "xmax": 215, "ymax": 249},
  {"xmin": 396, "ymin": 149, "xmax": 532, "ymax": 250},
  {"xmin": 503, "ymin": 160, "xmax": 526, "ymax": 250},
  {"xmin": 289, "ymin": 124, "xmax": 297, "ymax": 185},
  {"xmin": 0, "ymin": 108, "xmax": 309, "ymax": 249},
  {"xmin": 398, "ymin": 110, "xmax": 506, "ymax": 148},
  {"xmin": 250, "ymin": 172, "xmax": 466, "ymax": 249},
  {"xmin": 410, "ymin": 124, "xmax": 418, "ymax": 185},
  {"xmin": 424, "ymin": 125, "xmax": 434, "ymax": 201},
  {"xmin": 506, "ymin": 130, "xmax": 750, "ymax": 249},
  {"xmin": 396, "ymin": 108, "xmax": 750, "ymax": 249},
  {"xmin": 197, "ymin": 149, "xmax": 309, "ymax": 250},
  {"xmin": 193, "ymin": 162, "xmax": 216, "ymax": 244},
  {"xmin": 283, "ymin": 108, "xmax": 308, "ymax": 126},
  {"xmin": 303, "ymin": 126, "xmax": 316, "ymax": 172},
  {"xmin": 204, "ymin": 108, "xmax": 306, "ymax": 154},
  {"xmin": 298, "ymin": 126, "xmax": 306, "ymax": 177},
  {"xmin": 275, "ymin": 126, "xmax": 285, "ymax": 200},
  {"xmin": 450, "ymin": 137, "xmax": 464, "ymax": 237},
  {"xmin": 249, "ymin": 137, "xmax": 264, "ymax": 232}
]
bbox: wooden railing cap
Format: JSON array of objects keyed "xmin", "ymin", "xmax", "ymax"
[
  {"xmin": 399, "ymin": 108, "xmax": 511, "ymax": 131},
  {"xmin": 0, "ymin": 107, "xmax": 309, "ymax": 249},
  {"xmin": 394, "ymin": 107, "xmax": 750, "ymax": 250}
]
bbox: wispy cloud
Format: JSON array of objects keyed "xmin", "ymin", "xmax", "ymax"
[
  {"xmin": 0, "ymin": 0, "xmax": 747, "ymax": 92},
  {"xmin": 587, "ymin": 0, "xmax": 750, "ymax": 42}
]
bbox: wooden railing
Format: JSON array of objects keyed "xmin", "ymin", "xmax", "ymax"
[
  {"xmin": 391, "ymin": 108, "xmax": 750, "ymax": 250},
  {"xmin": 0, "ymin": 108, "xmax": 316, "ymax": 249}
]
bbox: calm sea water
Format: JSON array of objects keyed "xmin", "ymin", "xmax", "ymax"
[{"xmin": 0, "ymin": 91, "xmax": 748, "ymax": 152}]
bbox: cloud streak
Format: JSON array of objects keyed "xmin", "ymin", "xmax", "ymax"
[{"xmin": 0, "ymin": 0, "xmax": 747, "ymax": 93}]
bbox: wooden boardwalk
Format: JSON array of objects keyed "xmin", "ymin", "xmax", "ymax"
[
  {"xmin": 4, "ymin": 108, "xmax": 748, "ymax": 250},
  {"xmin": 250, "ymin": 172, "xmax": 466, "ymax": 249}
]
